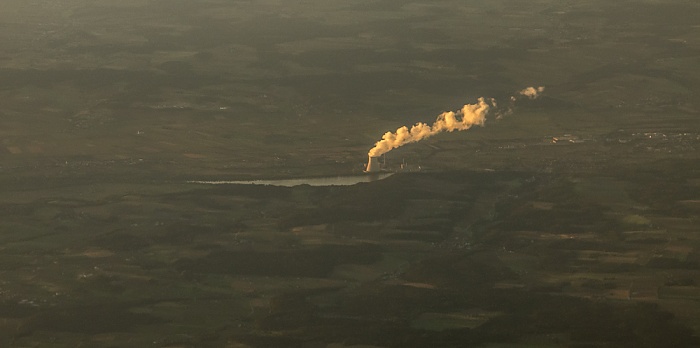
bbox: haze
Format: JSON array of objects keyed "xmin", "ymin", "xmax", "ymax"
[{"xmin": 1, "ymin": 0, "xmax": 699, "ymax": 346}]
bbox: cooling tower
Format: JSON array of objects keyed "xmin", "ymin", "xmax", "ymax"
[{"xmin": 365, "ymin": 156, "xmax": 380, "ymax": 173}]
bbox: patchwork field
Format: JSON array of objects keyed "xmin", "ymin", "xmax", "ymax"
[{"xmin": 1, "ymin": 0, "xmax": 699, "ymax": 346}]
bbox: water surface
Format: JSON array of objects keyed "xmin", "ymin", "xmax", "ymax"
[{"xmin": 189, "ymin": 173, "xmax": 394, "ymax": 186}]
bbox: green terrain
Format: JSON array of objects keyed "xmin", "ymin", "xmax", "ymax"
[{"xmin": 1, "ymin": 0, "xmax": 699, "ymax": 346}]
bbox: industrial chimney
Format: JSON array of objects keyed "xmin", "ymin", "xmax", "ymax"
[{"xmin": 365, "ymin": 156, "xmax": 380, "ymax": 173}]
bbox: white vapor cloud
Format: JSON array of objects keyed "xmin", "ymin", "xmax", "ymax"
[{"xmin": 367, "ymin": 86, "xmax": 545, "ymax": 158}]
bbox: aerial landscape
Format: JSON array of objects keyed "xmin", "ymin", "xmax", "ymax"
[{"xmin": 1, "ymin": 0, "xmax": 699, "ymax": 347}]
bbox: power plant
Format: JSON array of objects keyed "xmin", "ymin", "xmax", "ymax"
[{"xmin": 364, "ymin": 156, "xmax": 380, "ymax": 173}]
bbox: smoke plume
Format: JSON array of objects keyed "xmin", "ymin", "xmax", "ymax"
[
  {"xmin": 367, "ymin": 86, "xmax": 544, "ymax": 158},
  {"xmin": 518, "ymin": 86, "xmax": 545, "ymax": 99}
]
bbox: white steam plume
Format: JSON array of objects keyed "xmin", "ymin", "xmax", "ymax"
[
  {"xmin": 367, "ymin": 86, "xmax": 544, "ymax": 158},
  {"xmin": 518, "ymin": 86, "xmax": 545, "ymax": 99},
  {"xmin": 368, "ymin": 98, "xmax": 491, "ymax": 157}
]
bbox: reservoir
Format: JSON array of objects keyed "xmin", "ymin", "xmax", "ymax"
[{"xmin": 188, "ymin": 172, "xmax": 394, "ymax": 187}]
